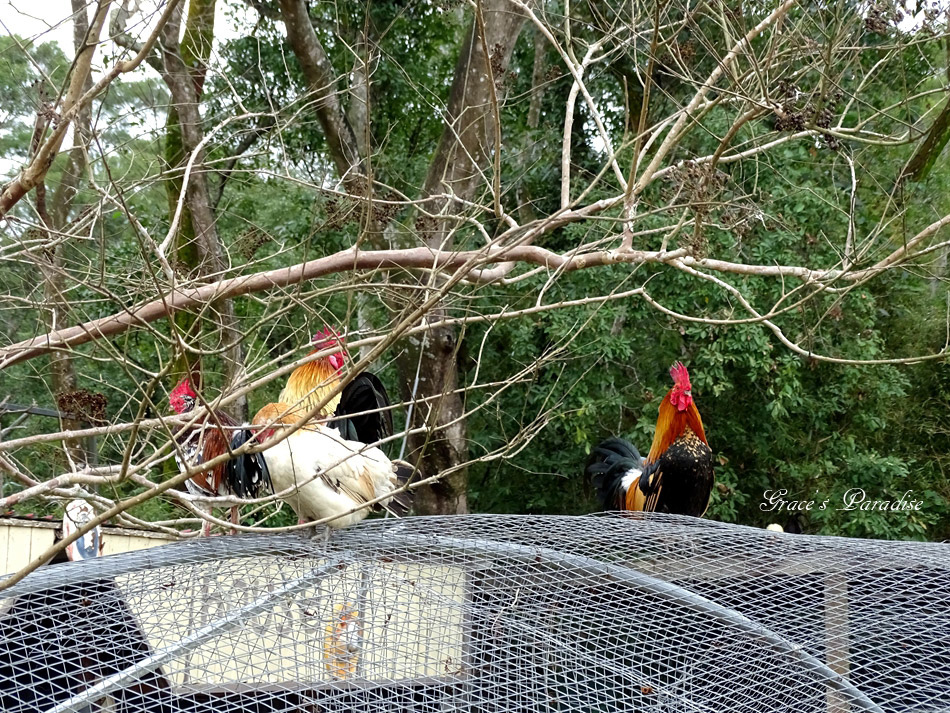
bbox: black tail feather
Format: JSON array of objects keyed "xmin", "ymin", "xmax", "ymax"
[
  {"xmin": 332, "ymin": 373, "xmax": 394, "ymax": 448},
  {"xmin": 585, "ymin": 437, "xmax": 643, "ymax": 511},
  {"xmin": 387, "ymin": 460, "xmax": 417, "ymax": 516},
  {"xmin": 226, "ymin": 429, "xmax": 273, "ymax": 499}
]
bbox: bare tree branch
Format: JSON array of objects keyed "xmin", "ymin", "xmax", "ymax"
[
  {"xmin": 278, "ymin": 0, "xmax": 363, "ymax": 189},
  {"xmin": 0, "ymin": 0, "xmax": 182, "ymax": 217},
  {"xmin": 6, "ymin": 194, "xmax": 950, "ymax": 372}
]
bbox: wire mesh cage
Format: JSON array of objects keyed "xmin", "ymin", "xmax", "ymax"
[{"xmin": 1, "ymin": 513, "xmax": 948, "ymax": 713}]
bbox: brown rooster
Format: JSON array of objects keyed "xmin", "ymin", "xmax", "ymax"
[{"xmin": 168, "ymin": 378, "xmax": 272, "ymax": 535}]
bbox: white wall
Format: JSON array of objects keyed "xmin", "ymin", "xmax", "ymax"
[{"xmin": 0, "ymin": 519, "xmax": 176, "ymax": 576}]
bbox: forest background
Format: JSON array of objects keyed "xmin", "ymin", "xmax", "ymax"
[{"xmin": 1, "ymin": 0, "xmax": 949, "ymax": 554}]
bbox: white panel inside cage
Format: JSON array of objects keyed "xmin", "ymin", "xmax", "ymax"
[
  {"xmin": 0, "ymin": 522, "xmax": 56, "ymax": 576},
  {"xmin": 115, "ymin": 558, "xmax": 466, "ymax": 689}
]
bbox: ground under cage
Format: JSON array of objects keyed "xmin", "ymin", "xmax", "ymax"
[{"xmin": 1, "ymin": 513, "xmax": 948, "ymax": 713}]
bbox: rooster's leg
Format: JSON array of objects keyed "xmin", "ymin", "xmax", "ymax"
[
  {"xmin": 296, "ymin": 516, "xmax": 330, "ymax": 543},
  {"xmin": 300, "ymin": 517, "xmax": 330, "ymax": 543},
  {"xmin": 201, "ymin": 506, "xmax": 212, "ymax": 537},
  {"xmin": 229, "ymin": 505, "xmax": 239, "ymax": 536}
]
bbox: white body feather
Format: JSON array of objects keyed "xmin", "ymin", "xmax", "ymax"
[
  {"xmin": 263, "ymin": 423, "xmax": 399, "ymax": 528},
  {"xmin": 620, "ymin": 467, "xmax": 642, "ymax": 494}
]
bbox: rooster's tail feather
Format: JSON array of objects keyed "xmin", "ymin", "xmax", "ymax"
[
  {"xmin": 227, "ymin": 429, "xmax": 273, "ymax": 498},
  {"xmin": 384, "ymin": 460, "xmax": 417, "ymax": 516},
  {"xmin": 333, "ymin": 373, "xmax": 394, "ymax": 446},
  {"xmin": 585, "ymin": 437, "xmax": 643, "ymax": 511}
]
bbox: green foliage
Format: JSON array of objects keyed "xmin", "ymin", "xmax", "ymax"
[
  {"xmin": 1, "ymin": 4, "xmax": 949, "ymax": 542},
  {"xmin": 458, "ymin": 7, "xmax": 950, "ymax": 540},
  {"xmin": 0, "ymin": 36, "xmax": 69, "ymax": 160}
]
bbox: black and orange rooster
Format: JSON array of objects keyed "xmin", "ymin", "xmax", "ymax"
[
  {"xmin": 168, "ymin": 378, "xmax": 272, "ymax": 535},
  {"xmin": 234, "ymin": 328, "xmax": 414, "ymax": 529},
  {"xmin": 586, "ymin": 362, "xmax": 713, "ymax": 517}
]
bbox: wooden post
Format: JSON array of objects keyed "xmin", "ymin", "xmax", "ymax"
[{"xmin": 825, "ymin": 571, "xmax": 851, "ymax": 713}]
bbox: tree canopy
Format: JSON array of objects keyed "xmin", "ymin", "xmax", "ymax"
[{"xmin": 1, "ymin": 0, "xmax": 949, "ymax": 585}]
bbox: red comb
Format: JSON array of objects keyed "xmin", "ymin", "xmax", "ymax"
[
  {"xmin": 669, "ymin": 361, "xmax": 691, "ymax": 389},
  {"xmin": 312, "ymin": 326, "xmax": 347, "ymax": 370},
  {"xmin": 170, "ymin": 377, "xmax": 196, "ymax": 400},
  {"xmin": 312, "ymin": 326, "xmax": 340, "ymax": 346}
]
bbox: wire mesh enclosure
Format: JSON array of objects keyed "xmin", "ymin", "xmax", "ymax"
[{"xmin": 1, "ymin": 513, "xmax": 948, "ymax": 713}]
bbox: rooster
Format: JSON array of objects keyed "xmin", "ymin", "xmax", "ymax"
[
  {"xmin": 235, "ymin": 327, "xmax": 414, "ymax": 529},
  {"xmin": 279, "ymin": 327, "xmax": 393, "ymax": 445},
  {"xmin": 168, "ymin": 378, "xmax": 272, "ymax": 535},
  {"xmin": 586, "ymin": 362, "xmax": 713, "ymax": 517},
  {"xmin": 249, "ymin": 401, "xmax": 413, "ymax": 528}
]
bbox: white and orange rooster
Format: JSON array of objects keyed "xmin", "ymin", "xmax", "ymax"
[{"xmin": 235, "ymin": 328, "xmax": 415, "ymax": 530}]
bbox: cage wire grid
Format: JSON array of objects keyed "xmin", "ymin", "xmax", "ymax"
[{"xmin": 1, "ymin": 513, "xmax": 948, "ymax": 713}]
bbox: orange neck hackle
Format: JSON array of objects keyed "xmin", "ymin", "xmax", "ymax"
[
  {"xmin": 276, "ymin": 325, "xmax": 348, "ymax": 418},
  {"xmin": 278, "ymin": 359, "xmax": 343, "ymax": 418},
  {"xmin": 645, "ymin": 396, "xmax": 707, "ymax": 463},
  {"xmin": 251, "ymin": 401, "xmax": 317, "ymax": 441},
  {"xmin": 645, "ymin": 362, "xmax": 707, "ymax": 464}
]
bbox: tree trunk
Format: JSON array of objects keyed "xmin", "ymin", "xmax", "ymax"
[
  {"xmin": 901, "ymin": 35, "xmax": 950, "ymax": 183},
  {"xmin": 399, "ymin": 0, "xmax": 527, "ymax": 514},
  {"xmin": 398, "ymin": 319, "xmax": 468, "ymax": 515},
  {"xmin": 277, "ymin": 0, "xmax": 526, "ymax": 514},
  {"xmin": 161, "ymin": 0, "xmax": 247, "ymax": 419},
  {"xmin": 35, "ymin": 0, "xmax": 98, "ymax": 468},
  {"xmin": 516, "ymin": 27, "xmax": 549, "ymax": 224},
  {"xmin": 278, "ymin": 0, "xmax": 363, "ymax": 191}
]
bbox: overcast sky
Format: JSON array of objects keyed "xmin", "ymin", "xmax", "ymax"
[
  {"xmin": 1, "ymin": 1, "xmax": 75, "ymax": 49},
  {"xmin": 0, "ymin": 1, "xmax": 244, "ymax": 56}
]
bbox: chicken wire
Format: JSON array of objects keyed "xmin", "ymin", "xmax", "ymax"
[{"xmin": 1, "ymin": 513, "xmax": 948, "ymax": 713}]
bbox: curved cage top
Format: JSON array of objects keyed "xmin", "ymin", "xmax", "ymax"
[{"xmin": 2, "ymin": 513, "xmax": 948, "ymax": 713}]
